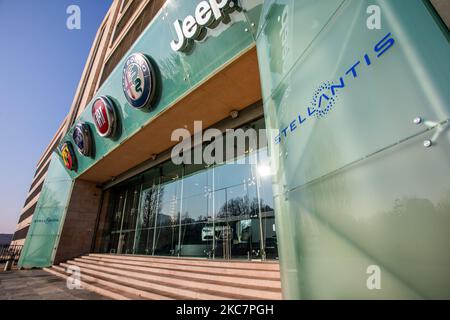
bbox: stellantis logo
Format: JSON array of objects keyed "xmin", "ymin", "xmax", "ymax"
[
  {"xmin": 275, "ymin": 32, "xmax": 395, "ymax": 144},
  {"xmin": 170, "ymin": 0, "xmax": 239, "ymax": 52},
  {"xmin": 34, "ymin": 218, "xmax": 59, "ymax": 225},
  {"xmin": 311, "ymin": 81, "xmax": 338, "ymax": 119}
]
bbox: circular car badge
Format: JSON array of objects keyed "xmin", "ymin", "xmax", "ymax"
[
  {"xmin": 72, "ymin": 123, "xmax": 92, "ymax": 156},
  {"xmin": 122, "ymin": 53, "xmax": 156, "ymax": 109},
  {"xmin": 60, "ymin": 142, "xmax": 77, "ymax": 171},
  {"xmin": 92, "ymin": 96, "xmax": 117, "ymax": 137}
]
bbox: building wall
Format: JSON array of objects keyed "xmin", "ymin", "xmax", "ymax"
[
  {"xmin": 12, "ymin": 0, "xmax": 166, "ymax": 247},
  {"xmin": 53, "ymin": 180, "xmax": 102, "ymax": 264},
  {"xmin": 18, "ymin": 0, "xmax": 262, "ymax": 267},
  {"xmin": 431, "ymin": 0, "xmax": 450, "ymax": 29}
]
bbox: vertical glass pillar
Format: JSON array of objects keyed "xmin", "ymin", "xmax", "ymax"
[{"xmin": 256, "ymin": 0, "xmax": 450, "ymax": 299}]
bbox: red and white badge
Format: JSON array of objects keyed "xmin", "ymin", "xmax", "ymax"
[{"xmin": 91, "ymin": 96, "xmax": 117, "ymax": 137}]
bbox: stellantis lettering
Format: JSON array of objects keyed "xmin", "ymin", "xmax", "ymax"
[
  {"xmin": 275, "ymin": 32, "xmax": 396, "ymax": 144},
  {"xmin": 170, "ymin": 0, "xmax": 238, "ymax": 52}
]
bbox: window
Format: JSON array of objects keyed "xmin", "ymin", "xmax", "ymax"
[{"xmin": 98, "ymin": 118, "xmax": 278, "ymax": 260}]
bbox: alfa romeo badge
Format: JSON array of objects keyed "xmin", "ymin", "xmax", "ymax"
[{"xmin": 122, "ymin": 52, "xmax": 156, "ymax": 109}]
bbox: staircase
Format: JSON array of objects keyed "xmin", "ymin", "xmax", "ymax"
[{"xmin": 43, "ymin": 254, "xmax": 282, "ymax": 300}]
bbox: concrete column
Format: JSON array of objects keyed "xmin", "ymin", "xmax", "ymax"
[{"xmin": 53, "ymin": 179, "xmax": 102, "ymax": 264}]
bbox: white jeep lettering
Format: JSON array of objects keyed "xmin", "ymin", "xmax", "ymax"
[{"xmin": 170, "ymin": 0, "xmax": 237, "ymax": 52}]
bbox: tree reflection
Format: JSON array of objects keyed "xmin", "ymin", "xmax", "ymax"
[{"xmin": 217, "ymin": 196, "xmax": 273, "ymax": 218}]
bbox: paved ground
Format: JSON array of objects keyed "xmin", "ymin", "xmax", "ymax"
[{"xmin": 0, "ymin": 267, "xmax": 109, "ymax": 300}]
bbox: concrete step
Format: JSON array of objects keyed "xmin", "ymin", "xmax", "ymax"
[
  {"xmin": 49, "ymin": 265, "xmax": 174, "ymax": 300},
  {"xmin": 88, "ymin": 253, "xmax": 280, "ymax": 271},
  {"xmin": 79, "ymin": 256, "xmax": 281, "ymax": 282},
  {"xmin": 60, "ymin": 262, "xmax": 234, "ymax": 300},
  {"xmin": 47, "ymin": 254, "xmax": 282, "ymax": 300},
  {"xmin": 43, "ymin": 266, "xmax": 141, "ymax": 300},
  {"xmin": 64, "ymin": 259, "xmax": 281, "ymax": 299},
  {"xmin": 82, "ymin": 255, "xmax": 280, "ymax": 279}
]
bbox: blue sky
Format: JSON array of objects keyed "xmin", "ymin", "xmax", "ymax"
[{"xmin": 0, "ymin": 0, "xmax": 112, "ymax": 233}]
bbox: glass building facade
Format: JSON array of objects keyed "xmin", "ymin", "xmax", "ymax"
[{"xmin": 97, "ymin": 118, "xmax": 278, "ymax": 260}]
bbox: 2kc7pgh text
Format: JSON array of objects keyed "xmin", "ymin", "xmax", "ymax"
[
  {"xmin": 176, "ymin": 304, "xmax": 275, "ymax": 317},
  {"xmin": 170, "ymin": 0, "xmax": 238, "ymax": 52}
]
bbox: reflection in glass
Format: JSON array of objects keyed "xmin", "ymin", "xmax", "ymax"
[
  {"xmin": 99, "ymin": 118, "xmax": 278, "ymax": 260},
  {"xmin": 153, "ymin": 226, "xmax": 179, "ymax": 256}
]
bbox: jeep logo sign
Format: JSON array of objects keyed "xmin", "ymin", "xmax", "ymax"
[{"xmin": 170, "ymin": 0, "xmax": 238, "ymax": 52}]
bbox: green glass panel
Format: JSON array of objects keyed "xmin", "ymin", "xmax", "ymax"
[
  {"xmin": 164, "ymin": 0, "xmax": 254, "ymax": 87},
  {"xmin": 256, "ymin": 0, "xmax": 345, "ymax": 100},
  {"xmin": 19, "ymin": 153, "xmax": 73, "ymax": 268},
  {"xmin": 276, "ymin": 129, "xmax": 450, "ymax": 299},
  {"xmin": 241, "ymin": 0, "xmax": 265, "ymax": 37},
  {"xmin": 35, "ymin": 180, "xmax": 72, "ymax": 209},
  {"xmin": 257, "ymin": 0, "xmax": 450, "ymax": 299},
  {"xmin": 17, "ymin": 235, "xmax": 57, "ymax": 268},
  {"xmin": 260, "ymin": 0, "xmax": 450, "ymax": 192},
  {"xmin": 26, "ymin": 207, "xmax": 67, "ymax": 236}
]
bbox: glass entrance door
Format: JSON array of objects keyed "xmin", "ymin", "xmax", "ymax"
[
  {"xmin": 108, "ymin": 184, "xmax": 141, "ymax": 254},
  {"xmin": 109, "ymin": 190, "xmax": 126, "ymax": 254},
  {"xmin": 212, "ymin": 158, "xmax": 267, "ymax": 260},
  {"xmin": 133, "ymin": 183, "xmax": 158, "ymax": 255}
]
